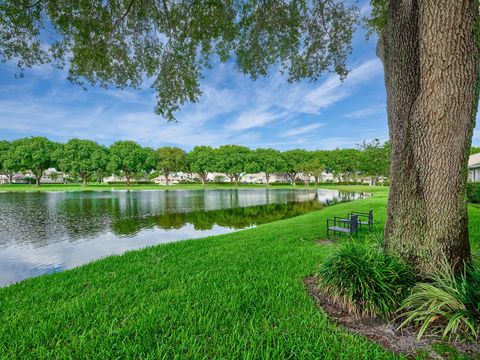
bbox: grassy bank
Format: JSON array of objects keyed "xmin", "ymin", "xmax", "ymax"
[
  {"xmin": 0, "ymin": 182, "xmax": 386, "ymax": 192},
  {"xmin": 0, "ymin": 187, "xmax": 477, "ymax": 358}
]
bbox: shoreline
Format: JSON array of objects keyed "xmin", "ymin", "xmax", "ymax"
[{"xmin": 0, "ymin": 183, "xmax": 387, "ymax": 193}]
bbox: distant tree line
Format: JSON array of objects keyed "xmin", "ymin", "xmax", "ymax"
[{"xmin": 0, "ymin": 137, "xmax": 391, "ymax": 186}]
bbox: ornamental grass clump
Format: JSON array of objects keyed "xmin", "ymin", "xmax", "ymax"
[
  {"xmin": 397, "ymin": 259, "xmax": 480, "ymax": 341},
  {"xmin": 317, "ymin": 241, "xmax": 414, "ymax": 319}
]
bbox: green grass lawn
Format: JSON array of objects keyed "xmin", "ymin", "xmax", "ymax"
[
  {"xmin": 0, "ymin": 187, "xmax": 477, "ymax": 359},
  {"xmin": 0, "ymin": 182, "xmax": 383, "ymax": 192}
]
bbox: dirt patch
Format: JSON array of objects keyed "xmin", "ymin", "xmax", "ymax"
[
  {"xmin": 304, "ymin": 276, "xmax": 480, "ymax": 359},
  {"xmin": 316, "ymin": 239, "xmax": 335, "ymax": 246}
]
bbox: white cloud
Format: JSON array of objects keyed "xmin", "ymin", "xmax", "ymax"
[
  {"xmin": 280, "ymin": 123, "xmax": 324, "ymax": 137},
  {"xmin": 228, "ymin": 110, "xmax": 286, "ymax": 131},
  {"xmin": 344, "ymin": 105, "xmax": 385, "ymax": 118},
  {"xmin": 301, "ymin": 59, "xmax": 383, "ymax": 113},
  {"xmin": 0, "ymin": 56, "xmax": 386, "ymax": 149}
]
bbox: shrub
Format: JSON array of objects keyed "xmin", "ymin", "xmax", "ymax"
[
  {"xmin": 397, "ymin": 260, "xmax": 480, "ymax": 341},
  {"xmin": 467, "ymin": 183, "xmax": 480, "ymax": 203},
  {"xmin": 317, "ymin": 241, "xmax": 414, "ymax": 319},
  {"xmin": 213, "ymin": 175, "xmax": 225, "ymax": 183}
]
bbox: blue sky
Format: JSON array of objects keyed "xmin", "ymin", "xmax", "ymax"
[{"xmin": 0, "ymin": 4, "xmax": 478, "ymax": 151}]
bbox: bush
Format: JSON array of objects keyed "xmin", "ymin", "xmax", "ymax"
[
  {"xmin": 317, "ymin": 241, "xmax": 414, "ymax": 319},
  {"xmin": 397, "ymin": 260, "xmax": 480, "ymax": 341},
  {"xmin": 467, "ymin": 183, "xmax": 480, "ymax": 203}
]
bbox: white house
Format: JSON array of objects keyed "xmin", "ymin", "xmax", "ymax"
[
  {"xmin": 469, "ymin": 153, "xmax": 480, "ymax": 182},
  {"xmin": 206, "ymin": 172, "xmax": 232, "ymax": 183},
  {"xmin": 0, "ymin": 175, "xmax": 9, "ymax": 184},
  {"xmin": 0, "ymin": 168, "xmax": 65, "ymax": 184},
  {"xmin": 153, "ymin": 172, "xmax": 190, "ymax": 185}
]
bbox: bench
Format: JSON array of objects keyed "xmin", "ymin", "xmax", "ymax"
[
  {"xmin": 326, "ymin": 214, "xmax": 358, "ymax": 239},
  {"xmin": 350, "ymin": 210, "xmax": 374, "ymax": 230}
]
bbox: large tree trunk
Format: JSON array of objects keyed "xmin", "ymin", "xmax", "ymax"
[
  {"xmin": 380, "ymin": 0, "xmax": 478, "ymax": 275},
  {"xmin": 265, "ymin": 173, "xmax": 270, "ymax": 186}
]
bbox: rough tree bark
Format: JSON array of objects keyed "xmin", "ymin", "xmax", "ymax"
[
  {"xmin": 380, "ymin": 0, "xmax": 478, "ymax": 275},
  {"xmin": 265, "ymin": 173, "xmax": 270, "ymax": 186}
]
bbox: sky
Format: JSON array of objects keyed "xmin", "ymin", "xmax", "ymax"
[{"xmin": 0, "ymin": 3, "xmax": 478, "ymax": 151}]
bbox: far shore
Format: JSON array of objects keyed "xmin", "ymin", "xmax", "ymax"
[{"xmin": 0, "ymin": 183, "xmax": 388, "ymax": 193}]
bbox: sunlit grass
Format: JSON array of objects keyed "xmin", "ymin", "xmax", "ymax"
[{"xmin": 0, "ymin": 186, "xmax": 478, "ymax": 358}]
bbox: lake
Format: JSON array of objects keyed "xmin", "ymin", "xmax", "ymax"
[{"xmin": 0, "ymin": 188, "xmax": 364, "ymax": 286}]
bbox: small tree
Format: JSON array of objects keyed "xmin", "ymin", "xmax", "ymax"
[
  {"xmin": 56, "ymin": 139, "xmax": 109, "ymax": 186},
  {"xmin": 187, "ymin": 146, "xmax": 216, "ymax": 185},
  {"xmin": 214, "ymin": 175, "xmax": 225, "ymax": 183},
  {"xmin": 49, "ymin": 171, "xmax": 59, "ymax": 183},
  {"xmin": 0, "ymin": 140, "xmax": 19, "ymax": 184},
  {"xmin": 326, "ymin": 148, "xmax": 361, "ymax": 183},
  {"xmin": 303, "ymin": 151, "xmax": 326, "ymax": 188},
  {"xmin": 215, "ymin": 145, "xmax": 250, "ymax": 186},
  {"xmin": 282, "ymin": 149, "xmax": 308, "ymax": 186},
  {"xmin": 156, "ymin": 147, "xmax": 186, "ymax": 186},
  {"xmin": 13, "ymin": 137, "xmax": 58, "ymax": 186},
  {"xmin": 93, "ymin": 169, "xmax": 108, "ymax": 184},
  {"xmin": 108, "ymin": 141, "xmax": 155, "ymax": 186},
  {"xmin": 252, "ymin": 148, "xmax": 286, "ymax": 186},
  {"xmin": 358, "ymin": 139, "xmax": 390, "ymax": 185}
]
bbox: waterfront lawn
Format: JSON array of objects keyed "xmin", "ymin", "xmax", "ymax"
[
  {"xmin": 0, "ymin": 182, "xmax": 387, "ymax": 192},
  {"xmin": 0, "ymin": 187, "xmax": 477, "ymax": 359}
]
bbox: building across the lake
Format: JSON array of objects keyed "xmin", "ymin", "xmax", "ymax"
[
  {"xmin": 1, "ymin": 169, "xmax": 377, "ymax": 185},
  {"xmin": 0, "ymin": 168, "xmax": 65, "ymax": 184},
  {"xmin": 469, "ymin": 153, "xmax": 480, "ymax": 182}
]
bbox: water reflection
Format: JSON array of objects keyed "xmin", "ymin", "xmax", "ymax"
[{"xmin": 0, "ymin": 189, "xmax": 363, "ymax": 286}]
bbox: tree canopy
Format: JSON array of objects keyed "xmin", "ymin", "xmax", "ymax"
[
  {"xmin": 0, "ymin": 136, "xmax": 392, "ymax": 186},
  {"xmin": 0, "ymin": 0, "xmax": 358, "ymax": 121},
  {"xmin": 251, "ymin": 148, "xmax": 286, "ymax": 185},
  {"xmin": 302, "ymin": 151, "xmax": 326, "ymax": 187},
  {"xmin": 282, "ymin": 149, "xmax": 309, "ymax": 185},
  {"xmin": 108, "ymin": 141, "xmax": 156, "ymax": 185},
  {"xmin": 12, "ymin": 137, "xmax": 58, "ymax": 185},
  {"xmin": 358, "ymin": 139, "xmax": 390, "ymax": 183},
  {"xmin": 156, "ymin": 146, "xmax": 186, "ymax": 185},
  {"xmin": 215, "ymin": 145, "xmax": 251, "ymax": 185},
  {"xmin": 0, "ymin": 140, "xmax": 19, "ymax": 183},
  {"xmin": 56, "ymin": 139, "xmax": 109, "ymax": 186},
  {"xmin": 187, "ymin": 146, "xmax": 216, "ymax": 185}
]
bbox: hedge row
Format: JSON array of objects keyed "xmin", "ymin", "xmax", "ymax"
[{"xmin": 467, "ymin": 183, "xmax": 480, "ymax": 203}]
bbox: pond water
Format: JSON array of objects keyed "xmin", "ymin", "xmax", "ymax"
[{"xmin": 0, "ymin": 188, "xmax": 364, "ymax": 286}]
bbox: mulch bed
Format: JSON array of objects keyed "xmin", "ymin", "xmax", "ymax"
[{"xmin": 304, "ymin": 276, "xmax": 480, "ymax": 359}]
